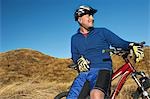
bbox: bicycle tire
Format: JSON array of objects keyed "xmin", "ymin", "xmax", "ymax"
[
  {"xmin": 132, "ymin": 88, "xmax": 150, "ymax": 99},
  {"xmin": 54, "ymin": 91, "xmax": 68, "ymax": 99},
  {"xmin": 132, "ymin": 78, "xmax": 150, "ymax": 99}
]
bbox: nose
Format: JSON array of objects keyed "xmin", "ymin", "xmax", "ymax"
[{"xmin": 89, "ymin": 15, "xmax": 94, "ymax": 20}]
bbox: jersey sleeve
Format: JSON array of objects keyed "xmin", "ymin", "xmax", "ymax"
[
  {"xmin": 71, "ymin": 36, "xmax": 80, "ymax": 63},
  {"xmin": 102, "ymin": 28, "xmax": 131, "ymax": 50}
]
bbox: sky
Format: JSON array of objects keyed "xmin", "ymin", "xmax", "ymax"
[{"xmin": 1, "ymin": 0, "xmax": 150, "ymax": 58}]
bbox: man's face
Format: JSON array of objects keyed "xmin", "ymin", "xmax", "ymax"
[{"xmin": 78, "ymin": 14, "xmax": 94, "ymax": 29}]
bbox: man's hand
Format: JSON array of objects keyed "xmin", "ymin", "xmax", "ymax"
[
  {"xmin": 77, "ymin": 56, "xmax": 90, "ymax": 72},
  {"xmin": 129, "ymin": 43, "xmax": 144, "ymax": 62}
]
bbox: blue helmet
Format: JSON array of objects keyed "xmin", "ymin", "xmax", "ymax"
[{"xmin": 74, "ymin": 5, "xmax": 97, "ymax": 21}]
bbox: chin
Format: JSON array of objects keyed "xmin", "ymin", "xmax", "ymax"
[
  {"xmin": 89, "ymin": 25, "xmax": 94, "ymax": 28},
  {"xmin": 89, "ymin": 23, "xmax": 94, "ymax": 27}
]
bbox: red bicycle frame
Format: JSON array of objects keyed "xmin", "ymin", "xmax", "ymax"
[{"xmin": 111, "ymin": 59, "xmax": 136, "ymax": 99}]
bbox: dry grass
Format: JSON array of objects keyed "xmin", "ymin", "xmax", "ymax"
[
  {"xmin": 0, "ymin": 81, "xmax": 72, "ymax": 99},
  {"xmin": 0, "ymin": 47, "xmax": 149, "ymax": 99}
]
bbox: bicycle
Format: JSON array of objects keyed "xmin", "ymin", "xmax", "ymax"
[{"xmin": 55, "ymin": 42, "xmax": 150, "ymax": 99}]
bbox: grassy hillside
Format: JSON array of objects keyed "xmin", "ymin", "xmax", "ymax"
[{"xmin": 0, "ymin": 47, "xmax": 149, "ymax": 99}]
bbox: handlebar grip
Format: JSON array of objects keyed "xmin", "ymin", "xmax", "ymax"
[{"xmin": 134, "ymin": 41, "xmax": 145, "ymax": 46}]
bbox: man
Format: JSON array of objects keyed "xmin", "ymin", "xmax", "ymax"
[{"xmin": 67, "ymin": 5, "xmax": 144, "ymax": 99}]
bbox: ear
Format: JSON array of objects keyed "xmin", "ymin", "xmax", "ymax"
[{"xmin": 78, "ymin": 18, "xmax": 82, "ymax": 23}]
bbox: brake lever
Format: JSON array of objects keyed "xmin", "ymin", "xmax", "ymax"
[{"xmin": 68, "ymin": 64, "xmax": 78, "ymax": 69}]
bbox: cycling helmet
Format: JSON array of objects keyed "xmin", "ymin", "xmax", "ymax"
[{"xmin": 74, "ymin": 5, "xmax": 97, "ymax": 21}]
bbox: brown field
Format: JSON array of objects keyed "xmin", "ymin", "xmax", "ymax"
[{"xmin": 0, "ymin": 47, "xmax": 149, "ymax": 99}]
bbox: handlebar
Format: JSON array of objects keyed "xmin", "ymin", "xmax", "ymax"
[
  {"xmin": 102, "ymin": 41, "xmax": 145, "ymax": 55},
  {"xmin": 102, "ymin": 48, "xmax": 129, "ymax": 55},
  {"xmin": 102, "ymin": 41, "xmax": 145, "ymax": 62}
]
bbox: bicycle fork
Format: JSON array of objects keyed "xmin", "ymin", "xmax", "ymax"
[{"xmin": 132, "ymin": 72, "xmax": 150, "ymax": 99}]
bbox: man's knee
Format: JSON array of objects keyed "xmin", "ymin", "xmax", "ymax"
[{"xmin": 90, "ymin": 89, "xmax": 105, "ymax": 99}]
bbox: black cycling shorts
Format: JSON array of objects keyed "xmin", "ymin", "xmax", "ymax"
[{"xmin": 94, "ymin": 70, "xmax": 112, "ymax": 96}]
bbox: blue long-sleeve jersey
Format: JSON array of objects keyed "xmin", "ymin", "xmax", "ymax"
[{"xmin": 71, "ymin": 28, "xmax": 130, "ymax": 70}]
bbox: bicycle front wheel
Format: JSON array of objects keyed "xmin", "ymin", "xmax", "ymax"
[
  {"xmin": 132, "ymin": 78, "xmax": 150, "ymax": 99},
  {"xmin": 132, "ymin": 88, "xmax": 150, "ymax": 99},
  {"xmin": 54, "ymin": 91, "xmax": 68, "ymax": 99}
]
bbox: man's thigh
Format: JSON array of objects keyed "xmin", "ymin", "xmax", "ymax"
[{"xmin": 93, "ymin": 70, "xmax": 112, "ymax": 96}]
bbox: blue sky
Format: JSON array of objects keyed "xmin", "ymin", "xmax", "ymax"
[{"xmin": 1, "ymin": 0, "xmax": 149, "ymax": 58}]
